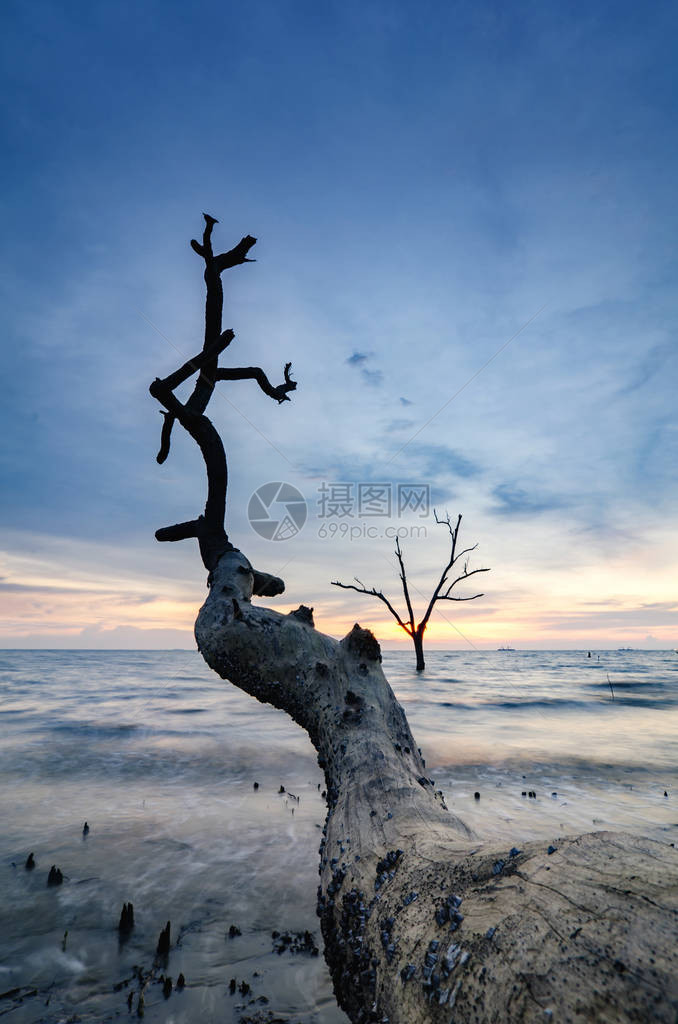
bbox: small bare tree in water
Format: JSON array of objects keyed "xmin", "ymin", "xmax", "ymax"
[{"xmin": 332, "ymin": 511, "xmax": 488, "ymax": 671}]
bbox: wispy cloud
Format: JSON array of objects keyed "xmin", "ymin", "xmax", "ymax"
[
  {"xmin": 301, "ymin": 442, "xmax": 481, "ymax": 487},
  {"xmin": 2, "ymin": 624, "xmax": 195, "ymax": 650},
  {"xmin": 491, "ymin": 484, "xmax": 565, "ymax": 517},
  {"xmin": 0, "ymin": 580, "xmax": 156, "ymax": 600},
  {"xmin": 406, "ymin": 443, "xmax": 483, "ymax": 480},
  {"xmin": 361, "ymin": 368, "xmax": 383, "ymax": 386},
  {"xmin": 386, "ymin": 418, "xmax": 416, "ymax": 432},
  {"xmin": 537, "ymin": 603, "xmax": 678, "ymax": 630},
  {"xmin": 618, "ymin": 340, "xmax": 678, "ymax": 396},
  {"xmin": 345, "ymin": 351, "xmax": 383, "ymax": 386}
]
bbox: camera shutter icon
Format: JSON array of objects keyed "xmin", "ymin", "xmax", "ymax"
[{"xmin": 248, "ymin": 482, "xmax": 307, "ymax": 541}]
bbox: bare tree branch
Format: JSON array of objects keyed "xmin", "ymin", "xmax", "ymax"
[
  {"xmin": 394, "ymin": 537, "xmax": 416, "ymax": 631},
  {"xmin": 433, "ymin": 508, "xmax": 456, "ymax": 533},
  {"xmin": 184, "ymin": 216, "xmax": 237, "ymax": 420},
  {"xmin": 417, "ymin": 511, "xmax": 462, "ymax": 635},
  {"xmin": 441, "ymin": 565, "xmax": 491, "ymax": 597},
  {"xmin": 155, "ymin": 331, "xmax": 235, "ymax": 463},
  {"xmin": 215, "ymin": 361, "xmax": 297, "ymax": 403},
  {"xmin": 155, "ymin": 518, "xmax": 203, "ymax": 542},
  {"xmin": 156, "ymin": 344, "xmax": 294, "ymax": 462},
  {"xmin": 157, "ymin": 214, "xmax": 255, "ymax": 460},
  {"xmin": 156, "ymin": 411, "xmax": 175, "ymax": 464},
  {"xmin": 150, "ymin": 215, "xmax": 297, "ymax": 569},
  {"xmin": 149, "ymin": 376, "xmax": 229, "ymax": 567},
  {"xmin": 451, "ymin": 543, "xmax": 479, "ymax": 564},
  {"xmin": 160, "ymin": 331, "xmax": 235, "ymax": 393},
  {"xmin": 331, "ymin": 579, "xmax": 410, "ymax": 633},
  {"xmin": 214, "ymin": 234, "xmax": 257, "ymax": 273}
]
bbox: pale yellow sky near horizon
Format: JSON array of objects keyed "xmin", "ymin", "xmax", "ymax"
[{"xmin": 2, "ymin": 525, "xmax": 676, "ymax": 650}]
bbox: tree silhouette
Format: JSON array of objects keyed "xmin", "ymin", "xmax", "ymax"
[
  {"xmin": 332, "ymin": 511, "xmax": 488, "ymax": 670},
  {"xmin": 149, "ymin": 214, "xmax": 295, "ymax": 575}
]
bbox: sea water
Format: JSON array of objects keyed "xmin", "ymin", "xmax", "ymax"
[{"xmin": 0, "ymin": 649, "xmax": 676, "ymax": 1022}]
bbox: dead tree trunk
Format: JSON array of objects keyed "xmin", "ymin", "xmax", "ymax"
[
  {"xmin": 412, "ymin": 628, "xmax": 425, "ymax": 672},
  {"xmin": 153, "ymin": 217, "xmax": 678, "ymax": 1023},
  {"xmin": 150, "ymin": 214, "xmax": 295, "ymax": 572}
]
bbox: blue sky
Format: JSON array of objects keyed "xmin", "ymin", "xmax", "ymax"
[{"xmin": 1, "ymin": 0, "xmax": 677, "ymax": 648}]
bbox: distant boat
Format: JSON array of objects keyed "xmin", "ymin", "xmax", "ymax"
[
  {"xmin": 617, "ymin": 647, "xmax": 634, "ymax": 652},
  {"xmin": 497, "ymin": 644, "xmax": 515, "ymax": 652}
]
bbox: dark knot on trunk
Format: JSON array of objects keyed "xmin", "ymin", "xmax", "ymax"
[
  {"xmin": 341, "ymin": 624, "xmax": 382, "ymax": 662},
  {"xmin": 289, "ymin": 604, "xmax": 315, "ymax": 626}
]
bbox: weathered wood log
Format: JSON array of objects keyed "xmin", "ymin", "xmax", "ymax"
[{"xmin": 196, "ymin": 551, "xmax": 678, "ymax": 1023}]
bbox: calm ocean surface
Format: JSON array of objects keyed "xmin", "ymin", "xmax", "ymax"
[{"xmin": 1, "ymin": 649, "xmax": 677, "ymax": 1022}]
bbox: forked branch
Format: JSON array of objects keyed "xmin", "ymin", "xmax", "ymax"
[
  {"xmin": 156, "ymin": 216, "xmax": 257, "ymax": 465},
  {"xmin": 149, "ymin": 214, "xmax": 297, "ymax": 570},
  {"xmin": 216, "ymin": 361, "xmax": 297, "ymax": 403},
  {"xmin": 330, "ymin": 578, "xmax": 410, "ymax": 633}
]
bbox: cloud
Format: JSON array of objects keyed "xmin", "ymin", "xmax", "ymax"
[
  {"xmin": 618, "ymin": 341, "xmax": 678, "ymax": 396},
  {"xmin": 491, "ymin": 484, "xmax": 564, "ymax": 517},
  {"xmin": 0, "ymin": 580, "xmax": 154, "ymax": 599},
  {"xmin": 361, "ymin": 368, "xmax": 383, "ymax": 386},
  {"xmin": 536, "ymin": 603, "xmax": 678, "ymax": 630},
  {"xmin": 399, "ymin": 397, "xmax": 413, "ymax": 406},
  {"xmin": 0, "ymin": 581, "xmax": 88, "ymax": 594},
  {"xmin": 301, "ymin": 442, "xmax": 480, "ymax": 489},
  {"xmin": 1, "ymin": 624, "xmax": 195, "ymax": 650},
  {"xmin": 405, "ymin": 443, "xmax": 482, "ymax": 480},
  {"xmin": 386, "ymin": 419, "xmax": 416, "ymax": 432},
  {"xmin": 345, "ymin": 351, "xmax": 383, "ymax": 386}
]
